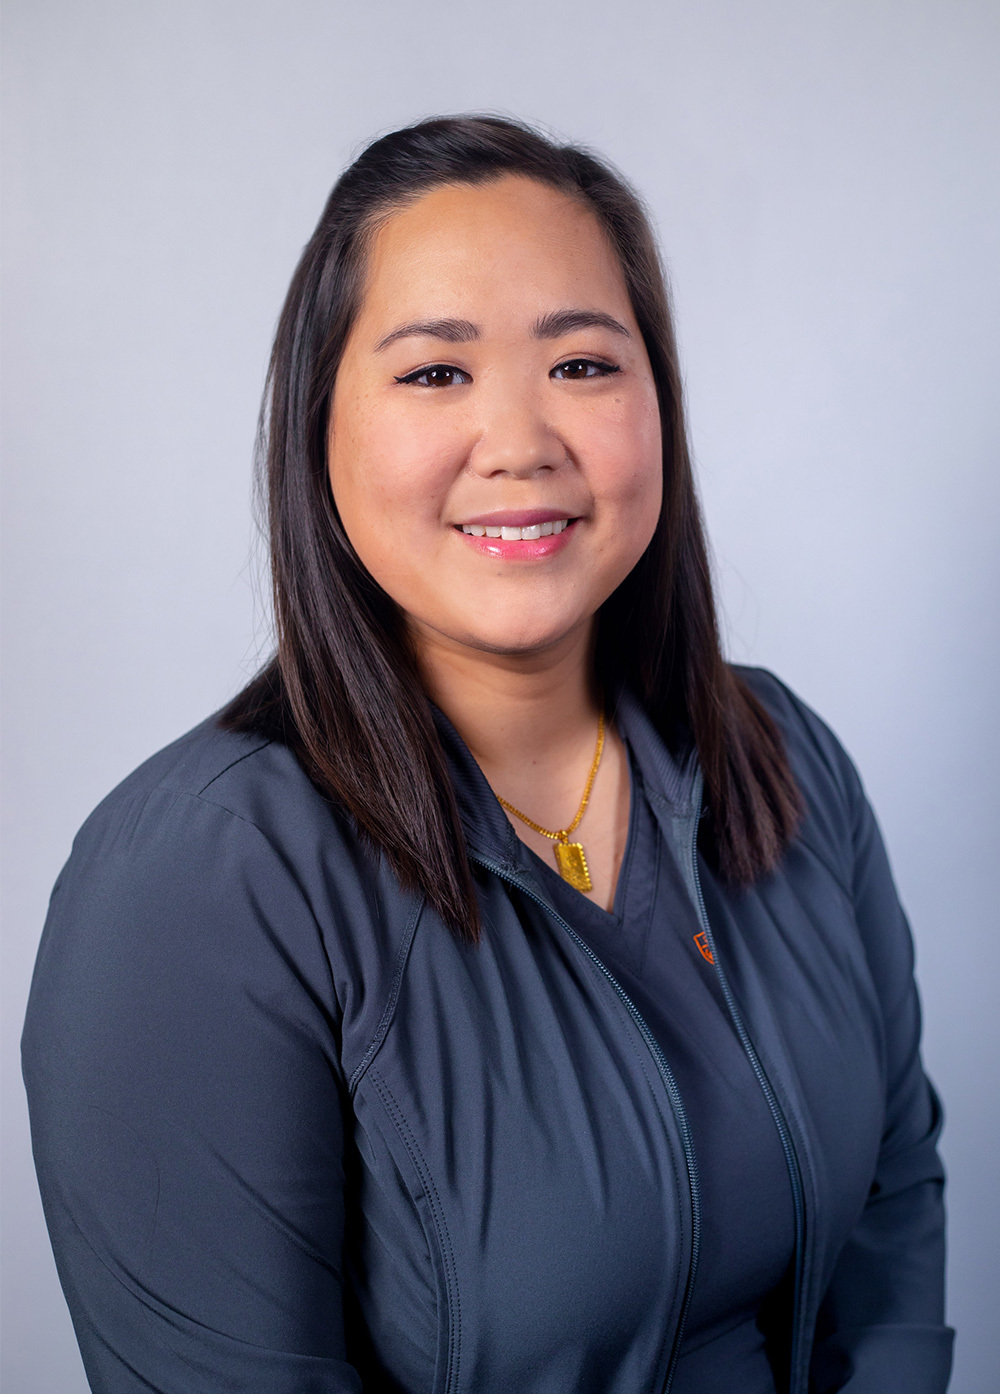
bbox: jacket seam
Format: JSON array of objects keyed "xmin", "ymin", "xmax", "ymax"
[
  {"xmin": 165, "ymin": 790, "xmax": 351, "ymax": 1036},
  {"xmin": 193, "ymin": 732, "xmax": 275, "ymax": 796},
  {"xmin": 348, "ymin": 897, "xmax": 425, "ymax": 1096},
  {"xmin": 368, "ymin": 1068, "xmax": 461, "ymax": 1394},
  {"xmin": 790, "ymin": 827, "xmax": 854, "ymax": 902}
]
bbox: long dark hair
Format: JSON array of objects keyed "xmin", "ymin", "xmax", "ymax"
[{"xmin": 221, "ymin": 114, "xmax": 801, "ymax": 941}]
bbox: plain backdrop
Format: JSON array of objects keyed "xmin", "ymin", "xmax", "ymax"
[{"xmin": 3, "ymin": 1, "xmax": 998, "ymax": 1390}]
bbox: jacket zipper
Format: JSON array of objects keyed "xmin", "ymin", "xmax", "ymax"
[
  {"xmin": 470, "ymin": 854, "xmax": 700, "ymax": 1394},
  {"xmin": 687, "ymin": 808, "xmax": 809, "ymax": 1394}
]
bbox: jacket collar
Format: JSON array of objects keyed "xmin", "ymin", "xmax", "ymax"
[{"xmin": 608, "ymin": 689, "xmax": 701, "ymax": 816}]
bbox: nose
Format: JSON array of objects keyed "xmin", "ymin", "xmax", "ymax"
[{"xmin": 466, "ymin": 387, "xmax": 568, "ymax": 480}]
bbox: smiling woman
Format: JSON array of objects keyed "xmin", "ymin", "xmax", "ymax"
[
  {"xmin": 22, "ymin": 116, "xmax": 952, "ymax": 1394},
  {"xmin": 327, "ymin": 177, "xmax": 662, "ymax": 666}
]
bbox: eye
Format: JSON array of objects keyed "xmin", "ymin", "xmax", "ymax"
[
  {"xmin": 551, "ymin": 358, "xmax": 621, "ymax": 380},
  {"xmin": 394, "ymin": 364, "xmax": 471, "ymax": 387}
]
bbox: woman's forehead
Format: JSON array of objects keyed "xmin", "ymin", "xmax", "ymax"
[{"xmin": 356, "ymin": 176, "xmax": 632, "ymax": 329}]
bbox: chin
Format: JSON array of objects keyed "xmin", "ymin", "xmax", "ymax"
[{"xmin": 452, "ymin": 612, "xmax": 587, "ymax": 658}]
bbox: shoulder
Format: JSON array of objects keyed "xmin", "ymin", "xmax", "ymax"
[
  {"xmin": 68, "ymin": 713, "xmax": 358, "ymax": 873},
  {"xmin": 733, "ymin": 665, "xmax": 870, "ymax": 887},
  {"xmin": 42, "ymin": 714, "xmax": 410, "ymax": 1023},
  {"xmin": 734, "ymin": 665, "xmax": 865, "ymax": 805},
  {"xmin": 25, "ymin": 717, "xmax": 406, "ymax": 1122}
]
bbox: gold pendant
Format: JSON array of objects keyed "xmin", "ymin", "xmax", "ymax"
[{"xmin": 554, "ymin": 841, "xmax": 593, "ymax": 893}]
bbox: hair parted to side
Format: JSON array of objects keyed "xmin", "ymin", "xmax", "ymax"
[{"xmin": 221, "ymin": 113, "xmax": 802, "ymax": 941}]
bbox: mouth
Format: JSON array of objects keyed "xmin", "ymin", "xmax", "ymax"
[
  {"xmin": 457, "ymin": 518, "xmax": 572, "ymax": 540},
  {"xmin": 452, "ymin": 509, "xmax": 581, "ymax": 559}
]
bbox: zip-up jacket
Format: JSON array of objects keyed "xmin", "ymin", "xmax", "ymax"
[{"xmin": 21, "ymin": 667, "xmax": 954, "ymax": 1393}]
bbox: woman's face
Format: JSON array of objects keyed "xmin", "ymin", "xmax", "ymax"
[{"xmin": 327, "ymin": 175, "xmax": 663, "ymax": 658}]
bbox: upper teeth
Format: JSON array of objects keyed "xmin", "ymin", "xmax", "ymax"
[{"xmin": 461, "ymin": 520, "xmax": 569, "ymax": 539}]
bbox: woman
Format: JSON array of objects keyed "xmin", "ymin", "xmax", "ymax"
[{"xmin": 22, "ymin": 115, "xmax": 952, "ymax": 1393}]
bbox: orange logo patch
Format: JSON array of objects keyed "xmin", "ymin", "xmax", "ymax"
[{"xmin": 693, "ymin": 931, "xmax": 715, "ymax": 964}]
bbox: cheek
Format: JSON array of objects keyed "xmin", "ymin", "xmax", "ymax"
[
  {"xmin": 330, "ymin": 404, "xmax": 462, "ymax": 529},
  {"xmin": 589, "ymin": 397, "xmax": 663, "ymax": 531}
]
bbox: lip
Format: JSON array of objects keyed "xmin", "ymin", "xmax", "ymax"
[
  {"xmin": 456, "ymin": 507, "xmax": 581, "ymax": 528},
  {"xmin": 457, "ymin": 518, "xmax": 579, "ymax": 560}
]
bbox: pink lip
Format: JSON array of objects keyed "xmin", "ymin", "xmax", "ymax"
[
  {"xmin": 457, "ymin": 518, "xmax": 578, "ymax": 560},
  {"xmin": 456, "ymin": 507, "xmax": 579, "ymax": 528}
]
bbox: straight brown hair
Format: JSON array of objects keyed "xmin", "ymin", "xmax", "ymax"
[{"xmin": 221, "ymin": 114, "xmax": 801, "ymax": 940}]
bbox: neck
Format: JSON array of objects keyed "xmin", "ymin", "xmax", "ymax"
[{"xmin": 412, "ymin": 619, "xmax": 601, "ymax": 782}]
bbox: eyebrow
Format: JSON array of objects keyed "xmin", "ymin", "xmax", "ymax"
[
  {"xmin": 374, "ymin": 317, "xmax": 478, "ymax": 352},
  {"xmin": 533, "ymin": 308, "xmax": 631, "ymax": 340},
  {"xmin": 373, "ymin": 308, "xmax": 631, "ymax": 353}
]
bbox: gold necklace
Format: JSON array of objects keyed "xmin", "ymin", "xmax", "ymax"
[{"xmin": 496, "ymin": 708, "xmax": 606, "ymax": 893}]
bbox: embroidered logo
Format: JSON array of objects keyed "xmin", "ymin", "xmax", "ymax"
[{"xmin": 693, "ymin": 931, "xmax": 715, "ymax": 964}]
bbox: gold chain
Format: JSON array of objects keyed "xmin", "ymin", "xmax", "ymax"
[{"xmin": 496, "ymin": 707, "xmax": 606, "ymax": 844}]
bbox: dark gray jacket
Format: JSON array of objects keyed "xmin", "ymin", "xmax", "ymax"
[{"xmin": 22, "ymin": 668, "xmax": 953, "ymax": 1393}]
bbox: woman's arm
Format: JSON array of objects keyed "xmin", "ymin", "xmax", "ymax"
[
  {"xmin": 736, "ymin": 667, "xmax": 955, "ymax": 1392},
  {"xmin": 22, "ymin": 785, "xmax": 362, "ymax": 1393},
  {"xmin": 809, "ymin": 760, "xmax": 955, "ymax": 1393}
]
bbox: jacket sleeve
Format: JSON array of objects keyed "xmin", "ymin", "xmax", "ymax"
[
  {"xmin": 807, "ymin": 743, "xmax": 955, "ymax": 1393},
  {"xmin": 21, "ymin": 786, "xmax": 363, "ymax": 1393}
]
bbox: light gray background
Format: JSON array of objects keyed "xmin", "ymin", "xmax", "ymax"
[{"xmin": 3, "ymin": 1, "xmax": 997, "ymax": 1389}]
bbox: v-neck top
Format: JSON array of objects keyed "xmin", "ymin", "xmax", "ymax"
[{"xmin": 526, "ymin": 737, "xmax": 796, "ymax": 1393}]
